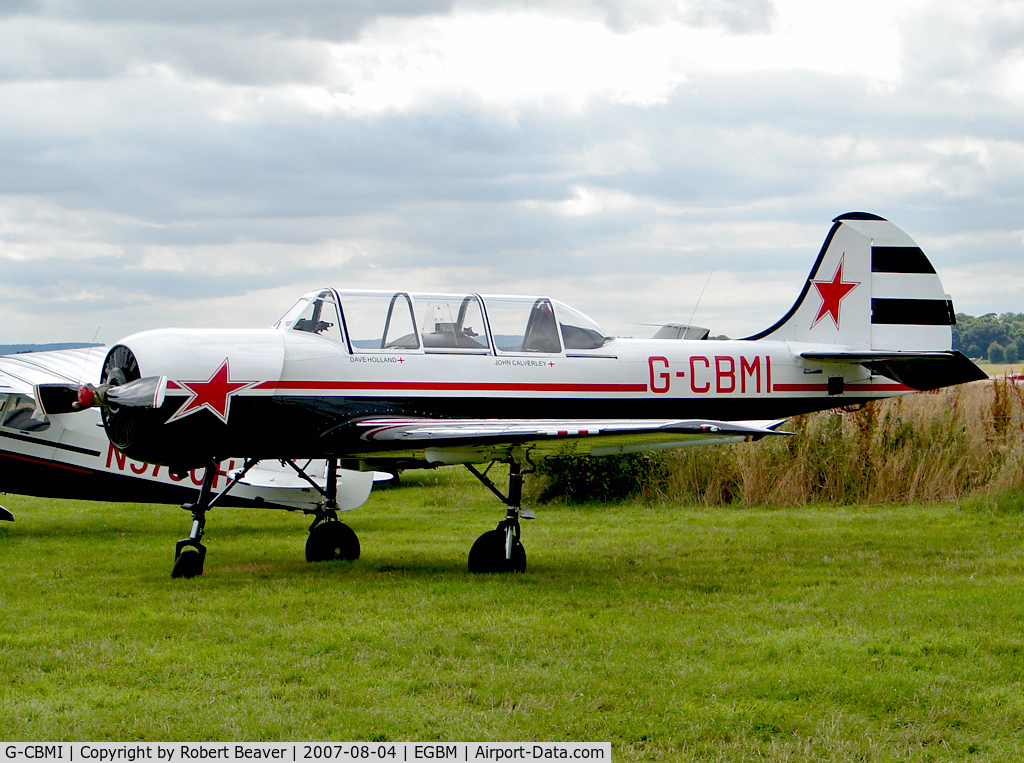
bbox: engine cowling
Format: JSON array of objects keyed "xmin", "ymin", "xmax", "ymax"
[{"xmin": 97, "ymin": 329, "xmax": 286, "ymax": 468}]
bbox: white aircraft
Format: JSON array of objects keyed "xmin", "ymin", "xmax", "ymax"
[
  {"xmin": 0, "ymin": 347, "xmax": 375, "ymax": 540},
  {"xmin": 36, "ymin": 213, "xmax": 985, "ymax": 577}
]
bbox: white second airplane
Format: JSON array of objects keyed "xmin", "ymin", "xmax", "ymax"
[{"xmin": 0, "ymin": 349, "xmax": 374, "ymax": 530}]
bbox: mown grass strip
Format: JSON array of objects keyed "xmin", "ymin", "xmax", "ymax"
[{"xmin": 2, "ymin": 470, "xmax": 1023, "ymax": 761}]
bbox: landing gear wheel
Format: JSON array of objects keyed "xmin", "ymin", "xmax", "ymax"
[
  {"xmin": 468, "ymin": 528, "xmax": 526, "ymax": 574},
  {"xmin": 305, "ymin": 521, "xmax": 360, "ymax": 562},
  {"xmin": 171, "ymin": 544, "xmax": 206, "ymax": 579}
]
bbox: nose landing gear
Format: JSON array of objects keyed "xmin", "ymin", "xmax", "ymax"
[
  {"xmin": 171, "ymin": 459, "xmax": 220, "ymax": 579},
  {"xmin": 171, "ymin": 457, "xmax": 265, "ymax": 578}
]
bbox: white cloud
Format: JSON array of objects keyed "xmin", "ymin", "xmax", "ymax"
[
  {"xmin": 317, "ymin": 13, "xmax": 691, "ymax": 116},
  {"xmin": 941, "ymin": 262, "xmax": 1024, "ymax": 313},
  {"xmin": 256, "ymin": 3, "xmax": 910, "ymax": 119},
  {"xmin": 900, "ymin": 0, "xmax": 1024, "ymax": 100},
  {"xmin": 0, "ymin": 0, "xmax": 1022, "ymax": 344},
  {"xmin": 522, "ymin": 185, "xmax": 647, "ymax": 217}
]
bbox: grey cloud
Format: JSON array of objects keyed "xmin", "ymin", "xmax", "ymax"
[
  {"xmin": 2, "ymin": 2, "xmax": 1023, "ymax": 341},
  {"xmin": 460, "ymin": 0, "xmax": 776, "ymax": 34},
  {"xmin": 36, "ymin": 0, "xmax": 455, "ymax": 40},
  {"xmin": 0, "ymin": 22, "xmax": 337, "ymax": 84},
  {"xmin": 6, "ymin": 65, "xmax": 1021, "ymax": 234},
  {"xmin": 680, "ymin": 0, "xmax": 776, "ymax": 34},
  {"xmin": 2, "ymin": 246, "xmax": 318, "ymax": 311},
  {"xmin": 4, "ymin": 68, "xmax": 1018, "ymax": 279},
  {"xmin": 0, "ymin": 0, "xmax": 42, "ymax": 16},
  {"xmin": 0, "ymin": 100, "xmax": 582, "ymax": 222},
  {"xmin": 0, "ymin": 1, "xmax": 452, "ymax": 85},
  {"xmin": 900, "ymin": 3, "xmax": 1024, "ymax": 89}
]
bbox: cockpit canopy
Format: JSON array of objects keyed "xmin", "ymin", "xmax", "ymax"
[{"xmin": 274, "ymin": 290, "xmax": 614, "ymax": 354}]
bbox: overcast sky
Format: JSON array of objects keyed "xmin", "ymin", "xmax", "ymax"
[{"xmin": 1, "ymin": 0, "xmax": 1022, "ymax": 344}]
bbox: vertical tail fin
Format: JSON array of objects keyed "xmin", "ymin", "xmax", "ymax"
[{"xmin": 746, "ymin": 213, "xmax": 956, "ymax": 352}]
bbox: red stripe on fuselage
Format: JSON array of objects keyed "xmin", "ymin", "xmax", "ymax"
[
  {"xmin": 253, "ymin": 381, "xmax": 648, "ymax": 393},
  {"xmin": 169, "ymin": 378, "xmax": 911, "ymax": 396},
  {"xmin": 0, "ymin": 450, "xmax": 94, "ymax": 474},
  {"xmin": 772, "ymin": 383, "xmax": 912, "ymax": 392}
]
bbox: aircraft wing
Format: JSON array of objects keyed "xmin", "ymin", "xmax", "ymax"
[
  {"xmin": 332, "ymin": 417, "xmax": 789, "ymax": 464},
  {"xmin": 0, "ymin": 347, "xmax": 105, "ymax": 395}
]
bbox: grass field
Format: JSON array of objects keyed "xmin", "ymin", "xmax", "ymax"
[
  {"xmin": 3, "ymin": 468, "xmax": 1024, "ymax": 761},
  {"xmin": 976, "ymin": 362, "xmax": 1023, "ymax": 378}
]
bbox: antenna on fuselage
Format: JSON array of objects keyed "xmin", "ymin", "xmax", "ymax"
[
  {"xmin": 75, "ymin": 327, "xmax": 102, "ymax": 385},
  {"xmin": 686, "ymin": 269, "xmax": 715, "ymax": 329}
]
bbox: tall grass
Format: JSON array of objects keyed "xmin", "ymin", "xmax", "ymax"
[{"xmin": 536, "ymin": 380, "xmax": 1024, "ymax": 507}]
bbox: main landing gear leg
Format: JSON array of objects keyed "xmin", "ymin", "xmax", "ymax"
[
  {"xmin": 466, "ymin": 459, "xmax": 530, "ymax": 574},
  {"xmin": 290, "ymin": 457, "xmax": 360, "ymax": 563},
  {"xmin": 171, "ymin": 457, "xmax": 260, "ymax": 579},
  {"xmin": 171, "ymin": 459, "xmax": 216, "ymax": 579}
]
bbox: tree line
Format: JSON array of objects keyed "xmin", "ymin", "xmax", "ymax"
[{"xmin": 954, "ymin": 313, "xmax": 1024, "ymax": 364}]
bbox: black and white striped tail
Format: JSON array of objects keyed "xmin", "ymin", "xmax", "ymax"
[{"xmin": 748, "ymin": 212, "xmax": 958, "ymax": 353}]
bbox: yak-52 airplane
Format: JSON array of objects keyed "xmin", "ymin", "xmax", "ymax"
[{"xmin": 34, "ymin": 213, "xmax": 985, "ymax": 577}]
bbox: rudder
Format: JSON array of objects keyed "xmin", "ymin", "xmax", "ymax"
[{"xmin": 746, "ymin": 212, "xmax": 956, "ymax": 352}]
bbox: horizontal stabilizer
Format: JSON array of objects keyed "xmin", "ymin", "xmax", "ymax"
[{"xmin": 801, "ymin": 350, "xmax": 987, "ymax": 391}]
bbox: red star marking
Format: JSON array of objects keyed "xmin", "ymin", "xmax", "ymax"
[
  {"xmin": 810, "ymin": 254, "xmax": 860, "ymax": 329},
  {"xmin": 167, "ymin": 359, "xmax": 256, "ymax": 424}
]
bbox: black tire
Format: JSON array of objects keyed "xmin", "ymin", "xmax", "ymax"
[
  {"xmin": 171, "ymin": 546, "xmax": 205, "ymax": 578},
  {"xmin": 468, "ymin": 528, "xmax": 526, "ymax": 574},
  {"xmin": 305, "ymin": 521, "xmax": 360, "ymax": 562}
]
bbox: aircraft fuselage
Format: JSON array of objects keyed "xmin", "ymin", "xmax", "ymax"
[{"xmin": 100, "ymin": 326, "xmax": 913, "ymax": 469}]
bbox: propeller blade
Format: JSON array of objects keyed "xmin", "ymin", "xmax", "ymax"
[
  {"xmin": 35, "ymin": 383, "xmax": 85, "ymax": 415},
  {"xmin": 35, "ymin": 376, "xmax": 167, "ymax": 415},
  {"xmin": 105, "ymin": 376, "xmax": 168, "ymax": 409}
]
